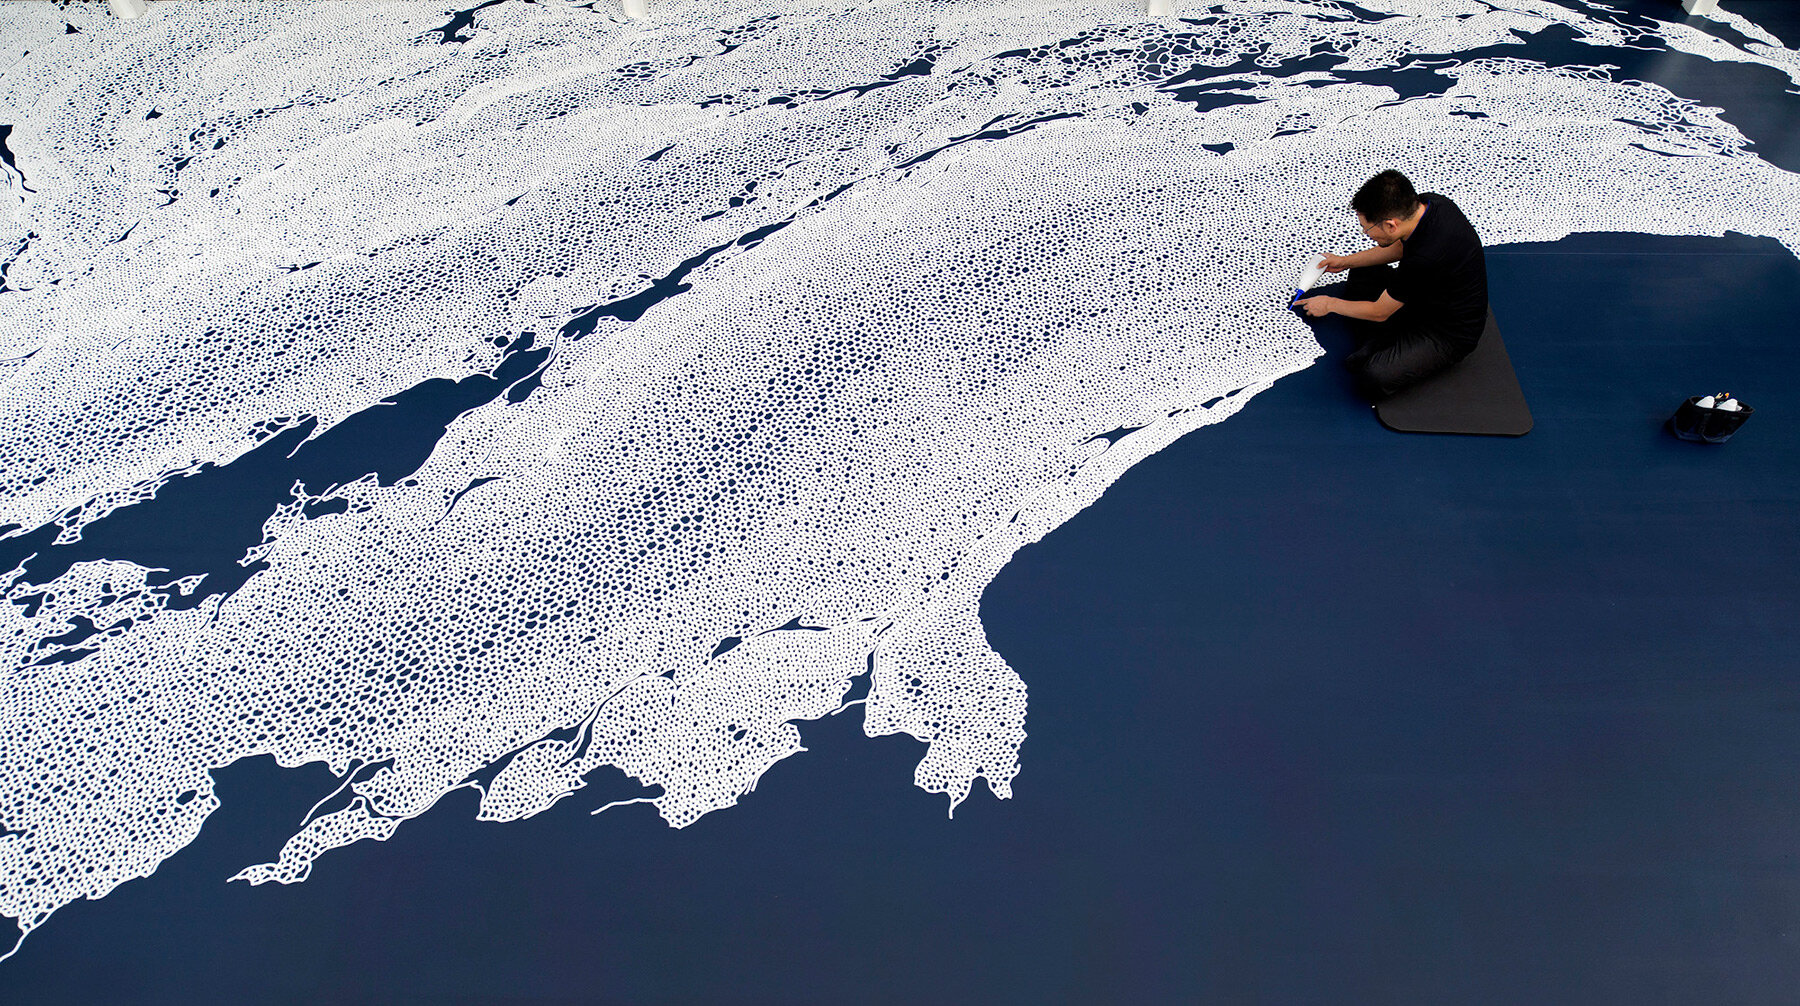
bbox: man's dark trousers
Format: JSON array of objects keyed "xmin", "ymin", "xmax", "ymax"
[{"xmin": 1337, "ymin": 264, "xmax": 1478, "ymax": 399}]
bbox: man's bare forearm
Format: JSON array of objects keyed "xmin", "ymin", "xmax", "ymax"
[
  {"xmin": 1339, "ymin": 242, "xmax": 1403, "ymax": 269},
  {"xmin": 1322, "ymin": 297, "xmax": 1391, "ymax": 322}
]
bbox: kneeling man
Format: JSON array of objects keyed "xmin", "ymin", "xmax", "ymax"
[{"xmin": 1297, "ymin": 169, "xmax": 1488, "ymax": 398}]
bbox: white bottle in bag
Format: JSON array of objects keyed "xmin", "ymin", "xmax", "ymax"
[
  {"xmin": 1696, "ymin": 395, "xmax": 1716, "ymax": 409},
  {"xmin": 1718, "ymin": 397, "xmax": 1741, "ymax": 412}
]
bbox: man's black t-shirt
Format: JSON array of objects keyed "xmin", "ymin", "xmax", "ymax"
[{"xmin": 1386, "ymin": 192, "xmax": 1487, "ymax": 348}]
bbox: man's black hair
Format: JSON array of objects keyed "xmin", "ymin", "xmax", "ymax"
[{"xmin": 1352, "ymin": 169, "xmax": 1420, "ymax": 224}]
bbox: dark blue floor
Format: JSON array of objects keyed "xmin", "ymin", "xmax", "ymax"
[
  {"xmin": 10, "ymin": 230, "xmax": 1797, "ymax": 1006},
  {"xmin": 8, "ymin": 3, "xmax": 1800, "ymax": 1003}
]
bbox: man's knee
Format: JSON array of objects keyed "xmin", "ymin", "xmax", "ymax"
[
  {"xmin": 1350, "ymin": 356, "xmax": 1412, "ymax": 399},
  {"xmin": 1348, "ymin": 334, "xmax": 1463, "ymax": 399}
]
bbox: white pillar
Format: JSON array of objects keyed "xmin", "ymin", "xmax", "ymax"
[
  {"xmin": 622, "ymin": 0, "xmax": 649, "ymax": 19},
  {"xmin": 1682, "ymin": 0, "xmax": 1720, "ymax": 14},
  {"xmin": 108, "ymin": 0, "xmax": 149, "ymax": 18},
  {"xmin": 1146, "ymin": 0, "xmax": 1175, "ymax": 15}
]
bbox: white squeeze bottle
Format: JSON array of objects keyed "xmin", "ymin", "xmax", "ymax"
[
  {"xmin": 1718, "ymin": 395, "xmax": 1741, "ymax": 412},
  {"xmin": 1291, "ymin": 255, "xmax": 1328, "ymax": 305},
  {"xmin": 1696, "ymin": 395, "xmax": 1716, "ymax": 409}
]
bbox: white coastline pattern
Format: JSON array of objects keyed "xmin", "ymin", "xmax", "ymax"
[{"xmin": 1, "ymin": 0, "xmax": 1797, "ymax": 958}]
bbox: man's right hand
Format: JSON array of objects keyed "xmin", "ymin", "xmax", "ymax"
[{"xmin": 1319, "ymin": 253, "xmax": 1355, "ymax": 273}]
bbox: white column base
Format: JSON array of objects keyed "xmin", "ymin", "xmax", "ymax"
[
  {"xmin": 108, "ymin": 0, "xmax": 149, "ymax": 18},
  {"xmin": 1146, "ymin": 0, "xmax": 1175, "ymax": 15},
  {"xmin": 1682, "ymin": 0, "xmax": 1720, "ymax": 14}
]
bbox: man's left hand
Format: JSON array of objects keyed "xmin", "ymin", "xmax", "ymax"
[{"xmin": 1295, "ymin": 295, "xmax": 1335, "ymax": 318}]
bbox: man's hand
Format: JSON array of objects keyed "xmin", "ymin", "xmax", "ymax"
[
  {"xmin": 1295, "ymin": 295, "xmax": 1335, "ymax": 318},
  {"xmin": 1319, "ymin": 253, "xmax": 1355, "ymax": 273}
]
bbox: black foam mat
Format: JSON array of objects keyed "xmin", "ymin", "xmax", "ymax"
[{"xmin": 1376, "ymin": 309, "xmax": 1532, "ymax": 436}]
